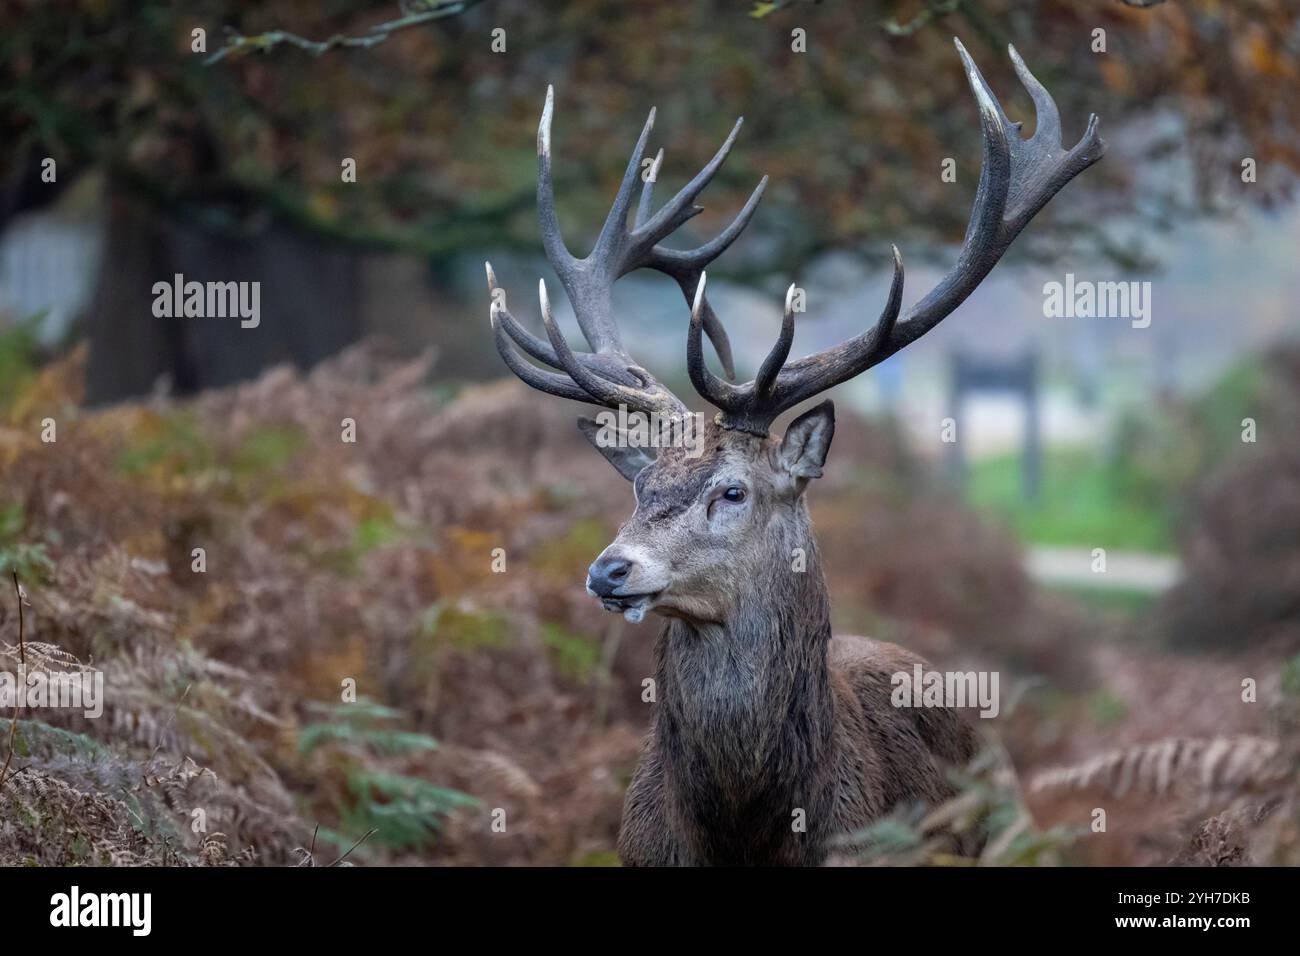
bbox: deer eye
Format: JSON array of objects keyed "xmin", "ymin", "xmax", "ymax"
[{"xmin": 706, "ymin": 483, "xmax": 748, "ymax": 519}]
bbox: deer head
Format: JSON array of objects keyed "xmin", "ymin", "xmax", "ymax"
[{"xmin": 487, "ymin": 39, "xmax": 1104, "ymax": 628}]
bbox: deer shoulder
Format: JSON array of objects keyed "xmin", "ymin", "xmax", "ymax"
[{"xmin": 830, "ymin": 634, "xmax": 981, "ymax": 772}]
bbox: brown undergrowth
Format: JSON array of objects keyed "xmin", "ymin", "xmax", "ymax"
[{"xmin": 0, "ymin": 340, "xmax": 1295, "ymax": 865}]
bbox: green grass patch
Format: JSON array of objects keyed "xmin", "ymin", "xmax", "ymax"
[
  {"xmin": 571, "ymin": 849, "xmax": 621, "ymax": 867},
  {"xmin": 0, "ymin": 502, "xmax": 54, "ymax": 582},
  {"xmin": 531, "ymin": 518, "xmax": 611, "ymax": 582},
  {"xmin": 1042, "ymin": 583, "xmax": 1162, "ymax": 616},
  {"xmin": 316, "ymin": 506, "xmax": 405, "ymax": 575},
  {"xmin": 0, "ymin": 314, "xmax": 43, "ymax": 412},
  {"xmin": 229, "ymin": 424, "xmax": 306, "ymax": 478},
  {"xmin": 541, "ymin": 622, "xmax": 600, "ymax": 685},
  {"xmin": 352, "ymin": 513, "xmax": 402, "ymax": 553},
  {"xmin": 968, "ymin": 449, "xmax": 1172, "ymax": 552},
  {"xmin": 117, "ymin": 416, "xmax": 307, "ymax": 485},
  {"xmin": 1086, "ymin": 689, "xmax": 1128, "ymax": 728},
  {"xmin": 115, "ymin": 410, "xmax": 218, "ymax": 477},
  {"xmin": 1281, "ymin": 654, "xmax": 1300, "ymax": 698},
  {"xmin": 420, "ymin": 603, "xmax": 514, "ymax": 652},
  {"xmin": 10, "ymin": 720, "xmax": 108, "ymax": 760}
]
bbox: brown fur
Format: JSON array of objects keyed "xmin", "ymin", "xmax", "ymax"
[{"xmin": 591, "ymin": 416, "xmax": 980, "ymax": 866}]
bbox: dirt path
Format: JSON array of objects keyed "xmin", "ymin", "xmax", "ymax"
[{"xmin": 1026, "ymin": 546, "xmax": 1180, "ymax": 592}]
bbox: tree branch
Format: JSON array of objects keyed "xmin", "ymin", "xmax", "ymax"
[
  {"xmin": 205, "ymin": 1, "xmax": 488, "ymax": 66},
  {"xmin": 881, "ymin": 0, "xmax": 964, "ymax": 37}
]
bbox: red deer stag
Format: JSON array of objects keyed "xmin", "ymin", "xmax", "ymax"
[{"xmin": 486, "ymin": 39, "xmax": 1104, "ymax": 866}]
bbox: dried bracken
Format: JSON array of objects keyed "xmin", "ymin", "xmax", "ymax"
[
  {"xmin": 1030, "ymin": 736, "xmax": 1286, "ymax": 801},
  {"xmin": 3, "ymin": 337, "xmax": 1294, "ymax": 865}
]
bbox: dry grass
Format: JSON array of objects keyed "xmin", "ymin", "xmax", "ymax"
[{"xmin": 1, "ymin": 339, "xmax": 1296, "ymax": 866}]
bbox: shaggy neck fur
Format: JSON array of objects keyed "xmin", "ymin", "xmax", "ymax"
[{"xmin": 653, "ymin": 508, "xmax": 840, "ymax": 865}]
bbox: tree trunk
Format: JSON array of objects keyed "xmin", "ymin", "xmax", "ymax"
[{"xmin": 84, "ymin": 191, "xmax": 363, "ymax": 404}]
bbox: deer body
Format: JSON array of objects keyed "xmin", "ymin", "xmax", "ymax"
[
  {"xmin": 619, "ymin": 540, "xmax": 978, "ymax": 866},
  {"xmin": 587, "ymin": 421, "xmax": 979, "ymax": 865},
  {"xmin": 485, "ymin": 38, "xmax": 1103, "ymax": 865}
]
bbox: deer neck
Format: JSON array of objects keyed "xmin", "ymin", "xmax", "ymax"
[{"xmin": 654, "ymin": 539, "xmax": 839, "ymax": 862}]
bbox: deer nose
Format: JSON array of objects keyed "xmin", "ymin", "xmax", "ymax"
[{"xmin": 587, "ymin": 555, "xmax": 634, "ymax": 598}]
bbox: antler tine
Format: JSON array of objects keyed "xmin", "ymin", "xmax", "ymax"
[
  {"xmin": 600, "ymin": 103, "xmax": 770, "ymax": 382},
  {"xmin": 537, "ymin": 279, "xmax": 687, "ymax": 418},
  {"xmin": 495, "ymin": 86, "xmax": 771, "ymax": 414},
  {"xmin": 624, "ymin": 120, "xmax": 769, "ymax": 382},
  {"xmin": 879, "ymin": 39, "xmax": 1104, "ymax": 357},
  {"xmin": 592, "ymin": 105, "xmax": 658, "ymax": 263},
  {"xmin": 753, "ymin": 283, "xmax": 798, "ymax": 399},
  {"xmin": 535, "ymin": 86, "xmax": 751, "ymax": 372},
  {"xmin": 767, "ymin": 245, "xmax": 904, "ymax": 413},
  {"xmin": 537, "ymin": 86, "xmax": 578, "ymax": 283},
  {"xmin": 489, "ymin": 271, "xmax": 670, "ymax": 407},
  {"xmin": 1008, "ymin": 43, "xmax": 1061, "ymax": 149},
  {"xmin": 634, "ymin": 149, "xmax": 665, "ymax": 230},
  {"xmin": 490, "ymin": 301, "xmax": 593, "ymax": 403},
  {"xmin": 490, "ymin": 296, "xmax": 560, "ymax": 368},
  {"xmin": 650, "ymin": 174, "xmax": 769, "ymax": 273},
  {"xmin": 646, "ymin": 174, "xmax": 769, "ymax": 382},
  {"xmin": 486, "ymin": 260, "xmax": 557, "ymax": 367},
  {"xmin": 633, "ymin": 117, "xmax": 746, "ymax": 249},
  {"xmin": 689, "ymin": 253, "xmax": 902, "ymax": 436},
  {"xmin": 953, "ymin": 38, "xmax": 1012, "ymax": 257},
  {"xmin": 486, "ymin": 261, "xmax": 642, "ymax": 384},
  {"xmin": 695, "ymin": 40, "xmax": 1103, "ymax": 436},
  {"xmin": 686, "ymin": 273, "xmax": 744, "ymax": 412}
]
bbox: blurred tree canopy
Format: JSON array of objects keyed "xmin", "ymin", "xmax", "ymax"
[{"xmin": 3, "ymin": 0, "xmax": 1298, "ymax": 288}]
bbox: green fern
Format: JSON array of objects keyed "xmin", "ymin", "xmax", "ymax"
[
  {"xmin": 0, "ymin": 502, "xmax": 54, "ymax": 582},
  {"xmin": 300, "ymin": 698, "xmax": 477, "ymax": 854},
  {"xmin": 344, "ymin": 771, "xmax": 480, "ymax": 851}
]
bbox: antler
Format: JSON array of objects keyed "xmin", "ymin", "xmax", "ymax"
[
  {"xmin": 487, "ymin": 85, "xmax": 768, "ymax": 417},
  {"xmin": 690, "ymin": 39, "xmax": 1106, "ymax": 436}
]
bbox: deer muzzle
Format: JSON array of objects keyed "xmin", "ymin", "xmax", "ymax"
[{"xmin": 586, "ymin": 551, "xmax": 663, "ymax": 624}]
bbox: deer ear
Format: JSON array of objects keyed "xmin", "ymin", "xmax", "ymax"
[
  {"xmin": 778, "ymin": 400, "xmax": 835, "ymax": 484},
  {"xmin": 577, "ymin": 416, "xmax": 656, "ymax": 482}
]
